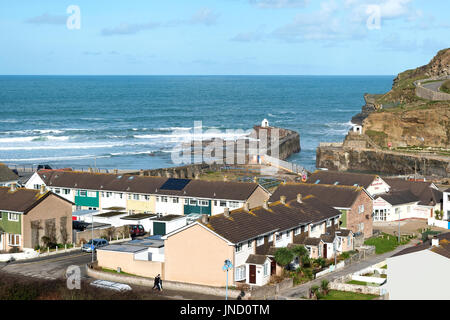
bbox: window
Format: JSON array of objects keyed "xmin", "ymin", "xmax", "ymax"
[
  {"xmin": 79, "ymin": 190, "xmax": 87, "ymax": 197},
  {"xmin": 8, "ymin": 213, "xmax": 19, "ymax": 222},
  {"xmin": 63, "ymin": 189, "xmax": 70, "ymax": 195},
  {"xmin": 133, "ymin": 194, "xmax": 140, "ymax": 201},
  {"xmin": 284, "ymin": 231, "xmax": 289, "ymax": 239},
  {"xmin": 128, "ymin": 194, "xmax": 132, "ymax": 200},
  {"xmin": 54, "ymin": 188, "xmax": 61, "ymax": 194},
  {"xmin": 33, "ymin": 184, "xmax": 41, "ymax": 190},
  {"xmin": 87, "ymin": 191, "xmax": 96, "ymax": 197},
  {"xmin": 185, "ymin": 199, "xmax": 189, "ymax": 205},
  {"xmin": 268, "ymin": 233, "xmax": 273, "ymax": 242},
  {"xmin": 162, "ymin": 196, "xmax": 168, "ymax": 203},
  {"xmin": 236, "ymin": 243, "xmax": 243, "ymax": 252},
  {"xmin": 326, "ymin": 220, "xmax": 332, "ymax": 227},
  {"xmin": 101, "ymin": 192, "xmax": 105, "ymax": 197},
  {"xmin": 144, "ymin": 195, "xmax": 150, "ymax": 201},
  {"xmin": 106, "ymin": 192, "xmax": 112, "ymax": 198},
  {"xmin": 263, "ymin": 262, "xmax": 269, "ymax": 276},
  {"xmin": 294, "ymin": 227, "xmax": 301, "ymax": 236},
  {"xmin": 229, "ymin": 201, "xmax": 239, "ymax": 208},
  {"xmin": 358, "ymin": 205, "xmax": 365, "ymax": 213},
  {"xmin": 276, "ymin": 233, "xmax": 282, "ymax": 241},
  {"xmin": 172, "ymin": 197, "xmax": 179, "ymax": 203},
  {"xmin": 117, "ymin": 193, "xmax": 123, "ymax": 199},
  {"xmin": 8, "ymin": 234, "xmax": 20, "ymax": 246},
  {"xmin": 156, "ymin": 196, "xmax": 160, "ymax": 202},
  {"xmin": 199, "ymin": 200, "xmax": 209, "ymax": 207},
  {"xmin": 257, "ymin": 237, "xmax": 264, "ymax": 246},
  {"xmin": 189, "ymin": 199, "xmax": 197, "ymax": 206},
  {"xmin": 247, "ymin": 240, "xmax": 253, "ymax": 248},
  {"xmin": 311, "ymin": 225, "xmax": 316, "ymax": 232},
  {"xmin": 235, "ymin": 265, "xmax": 246, "ymax": 281},
  {"xmin": 219, "ymin": 201, "xmax": 226, "ymax": 207}
]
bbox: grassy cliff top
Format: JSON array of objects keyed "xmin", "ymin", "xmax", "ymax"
[{"xmin": 375, "ymin": 48, "xmax": 450, "ymax": 106}]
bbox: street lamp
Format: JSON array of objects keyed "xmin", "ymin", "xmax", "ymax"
[{"xmin": 222, "ymin": 259, "xmax": 233, "ymax": 300}]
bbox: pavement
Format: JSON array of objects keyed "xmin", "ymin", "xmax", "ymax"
[
  {"xmin": 276, "ymin": 239, "xmax": 420, "ymax": 299},
  {"xmin": 422, "ymin": 80, "xmax": 445, "ymax": 92}
]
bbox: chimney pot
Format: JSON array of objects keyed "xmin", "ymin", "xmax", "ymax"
[
  {"xmin": 40, "ymin": 184, "xmax": 46, "ymax": 195},
  {"xmin": 201, "ymin": 214, "xmax": 209, "ymax": 224},
  {"xmin": 297, "ymin": 193, "xmax": 303, "ymax": 203},
  {"xmin": 244, "ymin": 202, "xmax": 250, "ymax": 211},
  {"xmin": 263, "ymin": 200, "xmax": 269, "ymax": 210},
  {"xmin": 280, "ymin": 195, "xmax": 286, "ymax": 204},
  {"xmin": 224, "ymin": 208, "xmax": 230, "ymax": 218}
]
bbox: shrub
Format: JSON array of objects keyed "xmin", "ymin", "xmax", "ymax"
[{"xmin": 274, "ymin": 248, "xmax": 294, "ymax": 267}]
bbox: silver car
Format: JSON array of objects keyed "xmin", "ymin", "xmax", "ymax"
[{"xmin": 81, "ymin": 239, "xmax": 109, "ymax": 253}]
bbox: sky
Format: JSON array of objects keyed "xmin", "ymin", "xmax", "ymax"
[{"xmin": 0, "ymin": 0, "xmax": 449, "ymax": 75}]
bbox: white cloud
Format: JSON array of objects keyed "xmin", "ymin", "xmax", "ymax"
[
  {"xmin": 25, "ymin": 13, "xmax": 67, "ymax": 25},
  {"xmin": 189, "ymin": 8, "xmax": 220, "ymax": 26},
  {"xmin": 101, "ymin": 22, "xmax": 160, "ymax": 36},
  {"xmin": 249, "ymin": 0, "xmax": 310, "ymax": 8}
]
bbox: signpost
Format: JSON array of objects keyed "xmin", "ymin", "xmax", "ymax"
[{"xmin": 222, "ymin": 259, "xmax": 233, "ymax": 300}]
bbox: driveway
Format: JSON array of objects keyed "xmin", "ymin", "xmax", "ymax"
[{"xmin": 276, "ymin": 240, "xmax": 420, "ymax": 299}]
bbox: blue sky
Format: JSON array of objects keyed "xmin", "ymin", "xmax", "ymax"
[{"xmin": 0, "ymin": 0, "xmax": 449, "ymax": 75}]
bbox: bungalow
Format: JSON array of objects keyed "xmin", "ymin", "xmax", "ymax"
[
  {"xmin": 0, "ymin": 184, "xmax": 73, "ymax": 251},
  {"xmin": 25, "ymin": 170, "xmax": 270, "ymax": 216},
  {"xmin": 163, "ymin": 195, "xmax": 348, "ymax": 287},
  {"xmin": 306, "ymin": 170, "xmax": 390, "ymax": 196},
  {"xmin": 387, "ymin": 232, "xmax": 450, "ymax": 300},
  {"xmin": 270, "ymin": 183, "xmax": 374, "ymax": 239},
  {"xmin": 0, "ymin": 163, "xmax": 19, "ymax": 187}
]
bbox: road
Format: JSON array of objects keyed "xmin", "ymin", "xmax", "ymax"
[
  {"xmin": 0, "ymin": 250, "xmax": 92, "ymax": 280},
  {"xmin": 422, "ymin": 80, "xmax": 445, "ymax": 92},
  {"xmin": 0, "ymin": 250, "xmax": 224, "ymax": 300},
  {"xmin": 276, "ymin": 240, "xmax": 419, "ymax": 299}
]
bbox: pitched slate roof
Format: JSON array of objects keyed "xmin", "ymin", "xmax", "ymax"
[
  {"xmin": 392, "ymin": 232, "xmax": 450, "ymax": 258},
  {"xmin": 376, "ymin": 190, "xmax": 419, "ymax": 206},
  {"xmin": 302, "ymin": 237, "xmax": 322, "ymax": 246},
  {"xmin": 335, "ymin": 229, "xmax": 352, "ymax": 237},
  {"xmin": 383, "ymin": 178, "xmax": 442, "ymax": 206},
  {"xmin": 320, "ymin": 233, "xmax": 336, "ymax": 243},
  {"xmin": 37, "ymin": 170, "xmax": 261, "ymax": 200},
  {"xmin": 0, "ymin": 187, "xmax": 72, "ymax": 214},
  {"xmin": 0, "ymin": 163, "xmax": 19, "ymax": 183},
  {"xmin": 270, "ymin": 183, "xmax": 366, "ymax": 209},
  {"xmin": 306, "ymin": 170, "xmax": 378, "ymax": 188},
  {"xmin": 246, "ymin": 254, "xmax": 268, "ymax": 265},
  {"xmin": 202, "ymin": 196, "xmax": 341, "ymax": 244}
]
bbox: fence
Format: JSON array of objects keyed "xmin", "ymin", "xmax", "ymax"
[
  {"xmin": 414, "ymin": 76, "xmax": 450, "ymax": 101},
  {"xmin": 427, "ymin": 218, "xmax": 450, "ymax": 230},
  {"xmin": 344, "ymin": 246, "xmax": 376, "ymax": 266},
  {"xmin": 261, "ymin": 155, "xmax": 306, "ymax": 176}
]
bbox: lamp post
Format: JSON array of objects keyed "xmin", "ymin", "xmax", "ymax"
[{"xmin": 222, "ymin": 259, "xmax": 233, "ymax": 300}]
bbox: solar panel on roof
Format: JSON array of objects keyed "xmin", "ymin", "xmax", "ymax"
[{"xmin": 160, "ymin": 178, "xmax": 191, "ymax": 191}]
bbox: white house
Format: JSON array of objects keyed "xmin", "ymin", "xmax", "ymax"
[
  {"xmin": 387, "ymin": 232, "xmax": 450, "ymax": 300},
  {"xmin": 443, "ymin": 188, "xmax": 450, "ymax": 221}
]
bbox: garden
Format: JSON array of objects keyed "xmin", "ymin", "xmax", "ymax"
[{"xmin": 363, "ymin": 232, "xmax": 414, "ymax": 254}]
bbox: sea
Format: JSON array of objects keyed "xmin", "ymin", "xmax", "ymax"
[{"xmin": 0, "ymin": 76, "xmax": 394, "ymax": 172}]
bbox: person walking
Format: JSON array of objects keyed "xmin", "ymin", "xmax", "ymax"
[
  {"xmin": 158, "ymin": 278, "xmax": 163, "ymax": 291},
  {"xmin": 153, "ymin": 274, "xmax": 161, "ymax": 290}
]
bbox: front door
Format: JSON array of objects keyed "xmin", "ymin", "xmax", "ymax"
[
  {"xmin": 270, "ymin": 258, "xmax": 276, "ymax": 275},
  {"xmin": 249, "ymin": 265, "xmax": 256, "ymax": 284},
  {"xmin": 323, "ymin": 244, "xmax": 327, "ymax": 258}
]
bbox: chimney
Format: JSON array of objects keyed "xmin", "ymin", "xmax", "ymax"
[
  {"xmin": 9, "ymin": 183, "xmax": 17, "ymax": 192},
  {"xmin": 263, "ymin": 200, "xmax": 269, "ymax": 210},
  {"xmin": 224, "ymin": 208, "xmax": 230, "ymax": 218},
  {"xmin": 297, "ymin": 193, "xmax": 303, "ymax": 203},
  {"xmin": 40, "ymin": 184, "xmax": 46, "ymax": 195},
  {"xmin": 244, "ymin": 202, "xmax": 250, "ymax": 211},
  {"xmin": 201, "ymin": 214, "xmax": 209, "ymax": 224},
  {"xmin": 139, "ymin": 169, "xmax": 144, "ymax": 176},
  {"xmin": 280, "ymin": 195, "xmax": 286, "ymax": 204}
]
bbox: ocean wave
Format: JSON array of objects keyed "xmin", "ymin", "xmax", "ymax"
[
  {"xmin": 0, "ymin": 136, "xmax": 69, "ymax": 143},
  {"xmin": 134, "ymin": 131, "xmax": 250, "ymax": 141},
  {"xmin": 0, "ymin": 154, "xmax": 110, "ymax": 163},
  {"xmin": 0, "ymin": 141, "xmax": 160, "ymax": 151}
]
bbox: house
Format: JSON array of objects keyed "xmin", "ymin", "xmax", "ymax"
[
  {"xmin": 0, "ymin": 184, "xmax": 73, "ymax": 251},
  {"xmin": 0, "ymin": 163, "xmax": 19, "ymax": 187},
  {"xmin": 270, "ymin": 183, "xmax": 374, "ymax": 239},
  {"xmin": 163, "ymin": 195, "xmax": 348, "ymax": 287},
  {"xmin": 25, "ymin": 170, "xmax": 270, "ymax": 216},
  {"xmin": 443, "ymin": 188, "xmax": 450, "ymax": 221},
  {"xmin": 306, "ymin": 170, "xmax": 390, "ymax": 196},
  {"xmin": 373, "ymin": 179, "xmax": 443, "ymax": 222},
  {"xmin": 387, "ymin": 232, "xmax": 450, "ymax": 300}
]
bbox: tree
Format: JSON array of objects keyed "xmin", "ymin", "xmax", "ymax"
[
  {"xmin": 60, "ymin": 217, "xmax": 68, "ymax": 244},
  {"xmin": 291, "ymin": 245, "xmax": 309, "ymax": 265},
  {"xmin": 274, "ymin": 248, "xmax": 294, "ymax": 268},
  {"xmin": 310, "ymin": 285, "xmax": 320, "ymax": 300},
  {"xmin": 320, "ymin": 279, "xmax": 330, "ymax": 295},
  {"xmin": 434, "ymin": 210, "xmax": 444, "ymax": 220}
]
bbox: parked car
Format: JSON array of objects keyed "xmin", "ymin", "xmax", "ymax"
[
  {"xmin": 81, "ymin": 238, "xmax": 109, "ymax": 252},
  {"xmin": 90, "ymin": 280, "xmax": 132, "ymax": 292},
  {"xmin": 127, "ymin": 224, "xmax": 146, "ymax": 237},
  {"xmin": 37, "ymin": 164, "xmax": 52, "ymax": 170}
]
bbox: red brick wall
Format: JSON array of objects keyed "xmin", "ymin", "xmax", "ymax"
[{"xmin": 347, "ymin": 190, "xmax": 373, "ymax": 239}]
